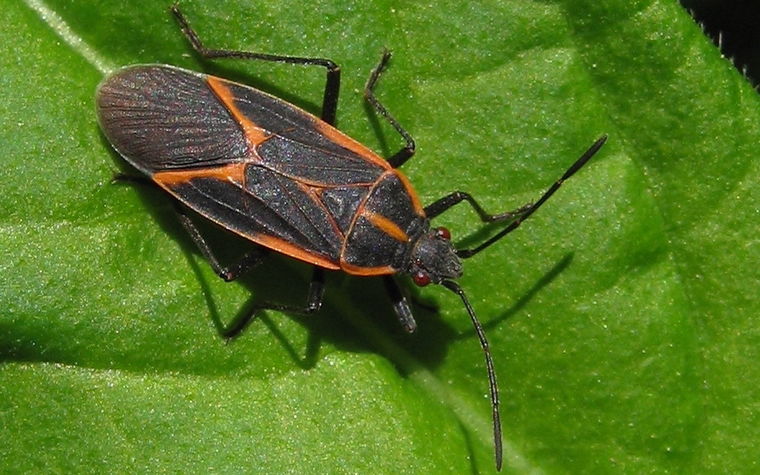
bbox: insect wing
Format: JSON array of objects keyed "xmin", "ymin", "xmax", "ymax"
[
  {"xmin": 216, "ymin": 78, "xmax": 391, "ymax": 185},
  {"xmin": 97, "ymin": 65, "xmax": 393, "ymax": 268},
  {"xmin": 96, "ymin": 65, "xmax": 248, "ymax": 174}
]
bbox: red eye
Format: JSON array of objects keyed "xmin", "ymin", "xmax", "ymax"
[
  {"xmin": 436, "ymin": 226, "xmax": 451, "ymax": 240},
  {"xmin": 413, "ymin": 271, "xmax": 431, "ymax": 287}
]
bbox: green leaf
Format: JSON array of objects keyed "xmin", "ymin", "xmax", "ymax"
[{"xmin": 2, "ymin": 0, "xmax": 758, "ymax": 472}]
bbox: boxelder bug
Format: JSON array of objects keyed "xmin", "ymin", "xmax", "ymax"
[{"xmin": 96, "ymin": 5, "xmax": 606, "ymax": 470}]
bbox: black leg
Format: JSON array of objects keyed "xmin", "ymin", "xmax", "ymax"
[
  {"xmin": 305, "ymin": 267, "xmax": 326, "ymax": 313},
  {"xmin": 383, "ymin": 276, "xmax": 417, "ymax": 333},
  {"xmin": 113, "ymin": 172, "xmax": 268, "ymax": 280},
  {"xmin": 432, "ymin": 136, "xmax": 607, "ymax": 259},
  {"xmin": 171, "ymin": 4, "xmax": 341, "ymax": 125},
  {"xmin": 221, "ymin": 266, "xmax": 326, "ymax": 339},
  {"xmin": 425, "ymin": 191, "xmax": 533, "ymax": 222},
  {"xmin": 113, "ymin": 170, "xmax": 326, "ymax": 339},
  {"xmin": 173, "ymin": 203, "xmax": 268, "ymax": 281},
  {"xmin": 364, "ymin": 50, "xmax": 416, "ymax": 168},
  {"xmin": 111, "ymin": 172, "xmax": 153, "ymax": 186}
]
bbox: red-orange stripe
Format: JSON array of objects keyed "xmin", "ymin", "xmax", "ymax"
[
  {"xmin": 340, "ymin": 260, "xmax": 396, "ymax": 276},
  {"xmin": 207, "ymin": 77, "xmax": 271, "ymax": 147},
  {"xmin": 153, "ymin": 162, "xmax": 248, "ymax": 186},
  {"xmin": 364, "ymin": 211, "xmax": 409, "ymax": 242},
  {"xmin": 153, "ymin": 165, "xmax": 341, "ymax": 270},
  {"xmin": 394, "ymin": 170, "xmax": 425, "ymax": 217},
  {"xmin": 313, "ymin": 119, "xmax": 392, "ymax": 171},
  {"xmin": 255, "ymin": 234, "xmax": 340, "ymax": 269}
]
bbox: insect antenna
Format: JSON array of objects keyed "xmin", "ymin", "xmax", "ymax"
[{"xmin": 441, "ymin": 280, "xmax": 503, "ymax": 471}]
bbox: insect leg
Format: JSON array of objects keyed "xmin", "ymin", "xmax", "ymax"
[
  {"xmin": 383, "ymin": 276, "xmax": 417, "ymax": 333},
  {"xmin": 173, "ymin": 203, "xmax": 269, "ymax": 281},
  {"xmin": 173, "ymin": 204, "xmax": 326, "ymax": 339},
  {"xmin": 111, "ymin": 173, "xmax": 154, "ymax": 186},
  {"xmin": 221, "ymin": 267, "xmax": 326, "ymax": 339},
  {"xmin": 306, "ymin": 268, "xmax": 326, "ymax": 313},
  {"xmin": 430, "ymin": 136, "xmax": 607, "ymax": 259},
  {"xmin": 364, "ymin": 50, "xmax": 416, "ymax": 168},
  {"xmin": 112, "ymin": 173, "xmax": 268, "ymax": 279},
  {"xmin": 425, "ymin": 191, "xmax": 533, "ymax": 222},
  {"xmin": 170, "ymin": 5, "xmax": 341, "ymax": 124}
]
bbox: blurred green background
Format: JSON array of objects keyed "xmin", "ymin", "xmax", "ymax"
[{"xmin": 1, "ymin": 0, "xmax": 758, "ymax": 473}]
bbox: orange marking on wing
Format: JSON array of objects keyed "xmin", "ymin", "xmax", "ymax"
[
  {"xmin": 207, "ymin": 77, "xmax": 271, "ymax": 147},
  {"xmin": 153, "ymin": 162, "xmax": 248, "ymax": 186},
  {"xmin": 340, "ymin": 260, "xmax": 396, "ymax": 276},
  {"xmin": 152, "ymin": 165, "xmax": 340, "ymax": 269},
  {"xmin": 299, "ymin": 183, "xmax": 346, "ymax": 240},
  {"xmin": 313, "ymin": 120, "xmax": 392, "ymax": 171},
  {"xmin": 364, "ymin": 211, "xmax": 409, "ymax": 242},
  {"xmin": 255, "ymin": 234, "xmax": 340, "ymax": 269},
  {"xmin": 393, "ymin": 170, "xmax": 425, "ymax": 217}
]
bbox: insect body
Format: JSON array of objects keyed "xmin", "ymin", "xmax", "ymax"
[
  {"xmin": 96, "ymin": 6, "xmax": 606, "ymax": 471},
  {"xmin": 98, "ymin": 64, "xmax": 444, "ymax": 280}
]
